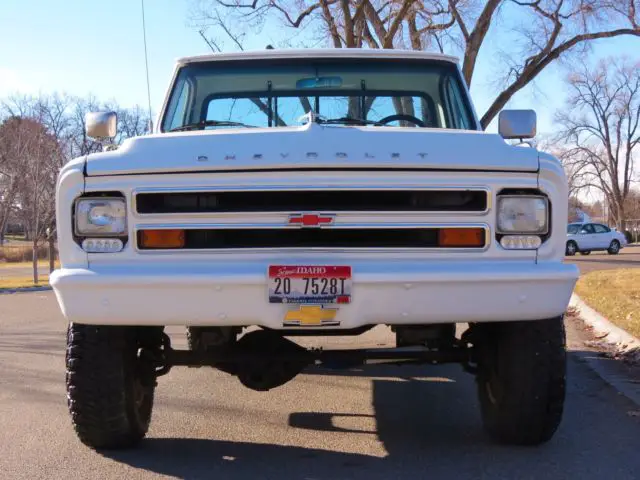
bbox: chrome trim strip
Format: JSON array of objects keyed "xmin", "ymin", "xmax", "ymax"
[
  {"xmin": 133, "ymin": 210, "xmax": 491, "ymax": 219},
  {"xmin": 132, "ymin": 185, "xmax": 491, "ymax": 193},
  {"xmin": 135, "ymin": 222, "xmax": 490, "ymax": 230},
  {"xmin": 133, "ymin": 246, "xmax": 491, "ymax": 254}
]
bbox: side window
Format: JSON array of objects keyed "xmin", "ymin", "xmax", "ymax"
[
  {"xmin": 593, "ymin": 224, "xmax": 610, "ymax": 234},
  {"xmin": 445, "ymin": 77, "xmax": 473, "ymax": 130},
  {"xmin": 164, "ymin": 80, "xmax": 191, "ymax": 131},
  {"xmin": 581, "ymin": 224, "xmax": 595, "ymax": 234}
]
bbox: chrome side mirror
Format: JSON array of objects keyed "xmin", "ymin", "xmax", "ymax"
[
  {"xmin": 86, "ymin": 111, "xmax": 117, "ymax": 139},
  {"xmin": 498, "ymin": 110, "xmax": 536, "ymax": 139}
]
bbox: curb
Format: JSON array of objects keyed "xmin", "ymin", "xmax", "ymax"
[
  {"xmin": 569, "ymin": 294, "xmax": 640, "ymax": 353},
  {"xmin": 569, "ymin": 294, "xmax": 640, "ymax": 408},
  {"xmin": 0, "ymin": 286, "xmax": 53, "ymax": 295}
]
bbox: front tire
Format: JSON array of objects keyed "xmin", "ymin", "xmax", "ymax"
[
  {"xmin": 475, "ymin": 318, "xmax": 566, "ymax": 445},
  {"xmin": 65, "ymin": 324, "xmax": 158, "ymax": 449},
  {"xmin": 608, "ymin": 240, "xmax": 620, "ymax": 255},
  {"xmin": 565, "ymin": 241, "xmax": 577, "ymax": 256}
]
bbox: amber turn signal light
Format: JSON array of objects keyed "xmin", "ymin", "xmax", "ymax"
[
  {"xmin": 139, "ymin": 229, "xmax": 185, "ymax": 249},
  {"xmin": 438, "ymin": 228, "xmax": 485, "ymax": 248}
]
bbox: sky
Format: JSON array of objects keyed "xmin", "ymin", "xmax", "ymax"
[{"xmin": 1, "ymin": 0, "xmax": 639, "ymax": 135}]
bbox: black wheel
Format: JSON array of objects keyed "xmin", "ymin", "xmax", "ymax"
[
  {"xmin": 607, "ymin": 240, "xmax": 620, "ymax": 255},
  {"xmin": 474, "ymin": 318, "xmax": 566, "ymax": 445},
  {"xmin": 579, "ymin": 250, "xmax": 591, "ymax": 255},
  {"xmin": 66, "ymin": 324, "xmax": 159, "ymax": 449},
  {"xmin": 565, "ymin": 241, "xmax": 577, "ymax": 256}
]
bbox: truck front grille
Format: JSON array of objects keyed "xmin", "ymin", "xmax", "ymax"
[{"xmin": 135, "ymin": 189, "xmax": 487, "ymax": 214}]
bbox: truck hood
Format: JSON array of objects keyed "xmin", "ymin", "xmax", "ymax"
[{"xmin": 85, "ymin": 122, "xmax": 539, "ymax": 176}]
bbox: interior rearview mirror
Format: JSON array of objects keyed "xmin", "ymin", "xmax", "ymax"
[
  {"xmin": 498, "ymin": 109, "xmax": 536, "ymax": 139},
  {"xmin": 86, "ymin": 111, "xmax": 117, "ymax": 139}
]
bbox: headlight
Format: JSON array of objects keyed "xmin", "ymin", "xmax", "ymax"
[
  {"xmin": 75, "ymin": 197, "xmax": 127, "ymax": 236},
  {"xmin": 497, "ymin": 196, "xmax": 548, "ymax": 234}
]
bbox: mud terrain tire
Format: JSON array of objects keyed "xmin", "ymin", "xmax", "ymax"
[
  {"xmin": 65, "ymin": 324, "xmax": 157, "ymax": 449},
  {"xmin": 475, "ymin": 317, "xmax": 566, "ymax": 445}
]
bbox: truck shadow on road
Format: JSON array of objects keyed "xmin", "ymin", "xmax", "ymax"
[{"xmin": 103, "ymin": 358, "xmax": 640, "ymax": 480}]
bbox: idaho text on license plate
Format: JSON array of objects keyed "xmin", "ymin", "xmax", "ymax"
[{"xmin": 268, "ymin": 266, "xmax": 352, "ymax": 304}]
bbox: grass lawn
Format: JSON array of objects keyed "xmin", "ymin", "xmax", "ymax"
[
  {"xmin": 575, "ymin": 268, "xmax": 640, "ymax": 339},
  {"xmin": 0, "ymin": 275, "xmax": 50, "ymax": 289}
]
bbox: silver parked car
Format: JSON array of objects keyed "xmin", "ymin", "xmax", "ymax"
[{"xmin": 566, "ymin": 222, "xmax": 627, "ymax": 256}]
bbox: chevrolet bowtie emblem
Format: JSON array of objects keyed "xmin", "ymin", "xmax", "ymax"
[
  {"xmin": 288, "ymin": 213, "xmax": 335, "ymax": 227},
  {"xmin": 284, "ymin": 305, "xmax": 340, "ymax": 327}
]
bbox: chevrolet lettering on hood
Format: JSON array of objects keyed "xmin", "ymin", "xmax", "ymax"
[
  {"xmin": 201, "ymin": 151, "xmax": 428, "ymax": 162},
  {"xmin": 51, "ymin": 49, "xmax": 578, "ymax": 450}
]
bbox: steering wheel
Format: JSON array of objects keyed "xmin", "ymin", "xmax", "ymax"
[{"xmin": 375, "ymin": 114, "xmax": 426, "ymax": 127}]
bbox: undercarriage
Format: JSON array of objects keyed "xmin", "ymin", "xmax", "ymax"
[
  {"xmin": 155, "ymin": 326, "xmax": 476, "ymax": 391},
  {"xmin": 65, "ymin": 319, "xmax": 566, "ymax": 450}
]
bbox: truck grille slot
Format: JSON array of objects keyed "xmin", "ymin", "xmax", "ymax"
[
  {"xmin": 137, "ymin": 228, "xmax": 486, "ymax": 250},
  {"xmin": 136, "ymin": 190, "xmax": 487, "ymax": 214}
]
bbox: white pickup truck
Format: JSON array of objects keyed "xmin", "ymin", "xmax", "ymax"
[{"xmin": 51, "ymin": 49, "xmax": 579, "ymax": 450}]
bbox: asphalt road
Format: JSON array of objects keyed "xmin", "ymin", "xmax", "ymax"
[
  {"xmin": 565, "ymin": 244, "xmax": 640, "ymax": 274},
  {"xmin": 1, "ymin": 292, "xmax": 639, "ymax": 480}
]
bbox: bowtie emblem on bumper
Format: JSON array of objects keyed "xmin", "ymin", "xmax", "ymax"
[{"xmin": 284, "ymin": 305, "xmax": 340, "ymax": 327}]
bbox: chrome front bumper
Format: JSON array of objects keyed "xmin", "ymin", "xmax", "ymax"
[{"xmin": 51, "ymin": 259, "xmax": 579, "ymax": 328}]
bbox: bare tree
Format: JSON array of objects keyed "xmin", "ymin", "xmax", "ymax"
[
  {"xmin": 190, "ymin": 0, "xmax": 640, "ymax": 128},
  {"xmin": 0, "ymin": 114, "xmax": 61, "ymax": 282},
  {"xmin": 556, "ymin": 58, "xmax": 640, "ymax": 228},
  {"xmin": 0, "ymin": 117, "xmax": 30, "ymax": 244},
  {"xmin": 537, "ymin": 136, "xmax": 585, "ymax": 197},
  {"xmin": 0, "ymin": 93, "xmax": 151, "ymax": 282},
  {"xmin": 112, "ymin": 104, "xmax": 152, "ymax": 140}
]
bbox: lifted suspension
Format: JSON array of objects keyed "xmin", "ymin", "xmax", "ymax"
[{"xmin": 146, "ymin": 329, "xmax": 476, "ymax": 391}]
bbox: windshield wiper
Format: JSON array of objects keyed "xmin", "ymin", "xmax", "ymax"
[
  {"xmin": 170, "ymin": 120, "xmax": 256, "ymax": 132},
  {"xmin": 317, "ymin": 117, "xmax": 378, "ymax": 126}
]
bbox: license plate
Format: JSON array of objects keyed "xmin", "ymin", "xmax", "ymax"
[{"xmin": 268, "ymin": 265, "xmax": 352, "ymax": 304}]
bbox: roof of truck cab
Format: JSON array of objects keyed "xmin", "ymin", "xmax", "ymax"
[{"xmin": 177, "ymin": 49, "xmax": 459, "ymax": 66}]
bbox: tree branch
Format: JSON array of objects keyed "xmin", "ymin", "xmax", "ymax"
[
  {"xmin": 383, "ymin": 0, "xmax": 415, "ymax": 48},
  {"xmin": 461, "ymin": 0, "xmax": 501, "ymax": 86},
  {"xmin": 320, "ymin": 0, "xmax": 343, "ymax": 47},
  {"xmin": 481, "ymin": 28, "xmax": 640, "ymax": 128}
]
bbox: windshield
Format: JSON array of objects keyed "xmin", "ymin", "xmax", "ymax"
[
  {"xmin": 161, "ymin": 58, "xmax": 477, "ymax": 132},
  {"xmin": 567, "ymin": 224, "xmax": 581, "ymax": 234}
]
